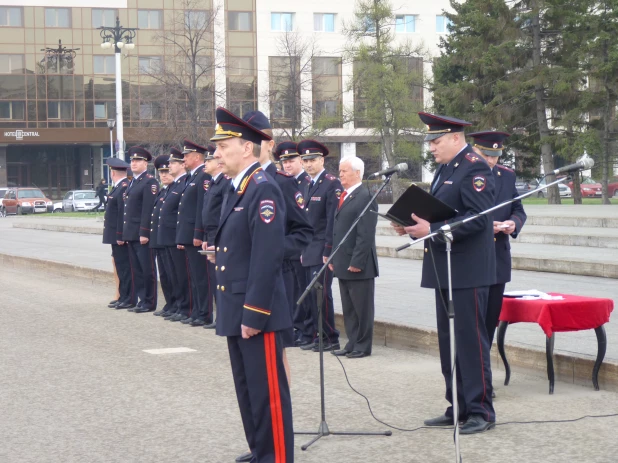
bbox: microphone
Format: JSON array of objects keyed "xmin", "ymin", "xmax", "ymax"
[
  {"xmin": 551, "ymin": 158, "xmax": 594, "ymax": 176},
  {"xmin": 367, "ymin": 163, "xmax": 408, "ymax": 179}
]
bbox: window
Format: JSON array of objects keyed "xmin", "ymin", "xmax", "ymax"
[
  {"xmin": 228, "ymin": 12, "xmax": 252, "ymax": 31},
  {"xmin": 92, "ymin": 9, "xmax": 116, "ymax": 28},
  {"xmin": 436, "ymin": 15, "xmax": 452, "ymax": 33},
  {"xmin": 396, "ymin": 15, "xmax": 416, "ymax": 33},
  {"xmin": 138, "ymin": 56, "xmax": 162, "ymax": 74},
  {"xmin": 0, "ymin": 101, "xmax": 25, "ymax": 120},
  {"xmin": 185, "ymin": 10, "xmax": 210, "ymax": 30},
  {"xmin": 0, "ymin": 54, "xmax": 24, "ymax": 74},
  {"xmin": 271, "ymin": 13, "xmax": 293, "ymax": 32},
  {"xmin": 94, "ymin": 56, "xmax": 115, "ymax": 74},
  {"xmin": 228, "ymin": 57, "xmax": 254, "ymax": 76},
  {"xmin": 315, "ymin": 100, "xmax": 337, "ymax": 117},
  {"xmin": 313, "ymin": 57, "xmax": 339, "ymax": 76},
  {"xmin": 94, "ymin": 101, "xmax": 114, "ymax": 119},
  {"xmin": 138, "ymin": 10, "xmax": 162, "ymax": 29},
  {"xmin": 362, "ymin": 15, "xmax": 376, "ymax": 33},
  {"xmin": 0, "ymin": 7, "xmax": 22, "ymax": 26},
  {"xmin": 47, "ymin": 101, "xmax": 73, "ymax": 120},
  {"xmin": 45, "ymin": 8, "xmax": 71, "ymax": 28},
  {"xmin": 139, "ymin": 102, "xmax": 162, "ymax": 120},
  {"xmin": 314, "ymin": 13, "xmax": 335, "ymax": 32}
]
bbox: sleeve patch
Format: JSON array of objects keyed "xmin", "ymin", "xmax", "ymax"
[
  {"xmin": 294, "ymin": 191, "xmax": 305, "ymax": 209},
  {"xmin": 335, "ymin": 188, "xmax": 342, "ymax": 199},
  {"xmin": 259, "ymin": 199, "xmax": 276, "ymax": 223},
  {"xmin": 473, "ymin": 175, "xmax": 487, "ymax": 192},
  {"xmin": 151, "ymin": 184, "xmax": 158, "ymax": 194},
  {"xmin": 204, "ymin": 179, "xmax": 211, "ymax": 191}
]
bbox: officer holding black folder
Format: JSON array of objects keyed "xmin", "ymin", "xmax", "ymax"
[{"xmin": 391, "ymin": 112, "xmax": 496, "ymax": 435}]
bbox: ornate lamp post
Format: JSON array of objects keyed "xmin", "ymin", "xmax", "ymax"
[
  {"xmin": 40, "ymin": 39, "xmax": 80, "ymax": 74},
  {"xmin": 98, "ymin": 17, "xmax": 138, "ymax": 161}
]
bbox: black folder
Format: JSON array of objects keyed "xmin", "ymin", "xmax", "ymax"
[{"xmin": 377, "ymin": 184, "xmax": 458, "ymax": 227}]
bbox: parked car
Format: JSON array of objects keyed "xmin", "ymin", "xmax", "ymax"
[
  {"xmin": 0, "ymin": 187, "xmax": 53, "ymax": 215},
  {"xmin": 515, "ymin": 178, "xmax": 534, "ymax": 196},
  {"xmin": 62, "ymin": 190, "xmax": 101, "ymax": 212},
  {"xmin": 568, "ymin": 177, "xmax": 602, "ymax": 198},
  {"xmin": 0, "ymin": 187, "xmax": 8, "ymax": 207},
  {"xmin": 607, "ymin": 177, "xmax": 618, "ymax": 198},
  {"xmin": 52, "ymin": 201, "xmax": 63, "ymax": 213},
  {"xmin": 535, "ymin": 177, "xmax": 572, "ymax": 198}
]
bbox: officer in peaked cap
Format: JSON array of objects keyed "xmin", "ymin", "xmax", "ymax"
[
  {"xmin": 469, "ymin": 131, "xmax": 526, "ymax": 366},
  {"xmin": 155, "ymin": 147, "xmax": 193, "ymax": 320},
  {"xmin": 276, "ymin": 141, "xmax": 311, "ymax": 188},
  {"xmin": 391, "ymin": 112, "xmax": 497, "ymax": 434},
  {"xmin": 297, "ymin": 139, "xmax": 342, "ymax": 352},
  {"xmin": 207, "ymin": 107, "xmax": 294, "ymax": 463},
  {"xmin": 175, "ymin": 139, "xmax": 214, "ymax": 326},
  {"xmin": 200, "ymin": 144, "xmax": 226, "ymax": 330},
  {"xmin": 122, "ymin": 146, "xmax": 160, "ymax": 313},
  {"xmin": 103, "ymin": 157, "xmax": 134, "ymax": 310},
  {"xmin": 149, "ymin": 154, "xmax": 175, "ymax": 317}
]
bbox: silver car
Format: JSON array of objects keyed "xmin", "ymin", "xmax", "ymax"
[{"xmin": 62, "ymin": 190, "xmax": 101, "ymax": 212}]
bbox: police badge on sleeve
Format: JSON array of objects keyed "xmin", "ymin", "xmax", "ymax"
[
  {"xmin": 294, "ymin": 191, "xmax": 304, "ymax": 209},
  {"xmin": 259, "ymin": 200, "xmax": 276, "ymax": 223},
  {"xmin": 151, "ymin": 184, "xmax": 158, "ymax": 194}
]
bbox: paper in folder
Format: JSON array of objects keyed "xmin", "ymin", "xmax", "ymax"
[{"xmin": 377, "ymin": 184, "xmax": 457, "ymax": 227}]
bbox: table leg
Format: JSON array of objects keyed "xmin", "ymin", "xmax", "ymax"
[
  {"xmin": 593, "ymin": 325, "xmax": 607, "ymax": 391},
  {"xmin": 546, "ymin": 334, "xmax": 555, "ymax": 395},
  {"xmin": 497, "ymin": 321, "xmax": 510, "ymax": 386}
]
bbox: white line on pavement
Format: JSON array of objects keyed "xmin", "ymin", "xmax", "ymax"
[{"xmin": 143, "ymin": 347, "xmax": 197, "ymax": 355}]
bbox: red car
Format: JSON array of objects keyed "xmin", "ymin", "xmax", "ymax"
[
  {"xmin": 608, "ymin": 177, "xmax": 618, "ymax": 198},
  {"xmin": 568, "ymin": 177, "xmax": 602, "ymax": 198}
]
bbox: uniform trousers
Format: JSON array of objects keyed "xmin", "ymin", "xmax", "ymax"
[
  {"xmin": 155, "ymin": 248, "xmax": 174, "ymax": 312},
  {"xmin": 305, "ymin": 265, "xmax": 339, "ymax": 344},
  {"xmin": 111, "ymin": 243, "xmax": 133, "ymax": 305},
  {"xmin": 485, "ymin": 283, "xmax": 506, "ymax": 346},
  {"xmin": 289, "ymin": 259, "xmax": 310, "ymax": 339},
  {"xmin": 207, "ymin": 260, "xmax": 217, "ymax": 321},
  {"xmin": 435, "ymin": 286, "xmax": 495, "ymax": 422},
  {"xmin": 185, "ymin": 246, "xmax": 213, "ymax": 323},
  {"xmin": 167, "ymin": 246, "xmax": 192, "ymax": 316},
  {"xmin": 280, "ymin": 260, "xmax": 298, "ymax": 348},
  {"xmin": 127, "ymin": 241, "xmax": 157, "ymax": 310},
  {"xmin": 227, "ymin": 331, "xmax": 294, "ymax": 463}
]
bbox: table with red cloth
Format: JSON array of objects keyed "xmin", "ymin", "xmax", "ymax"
[{"xmin": 497, "ymin": 293, "xmax": 614, "ymax": 394}]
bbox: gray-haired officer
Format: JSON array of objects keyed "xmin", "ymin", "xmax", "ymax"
[
  {"xmin": 392, "ymin": 113, "xmax": 496, "ymax": 434},
  {"xmin": 122, "ymin": 146, "xmax": 159, "ymax": 313},
  {"xmin": 469, "ymin": 131, "xmax": 527, "ymax": 350}
]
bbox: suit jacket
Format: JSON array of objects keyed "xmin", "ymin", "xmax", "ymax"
[
  {"xmin": 176, "ymin": 167, "xmax": 212, "ymax": 245},
  {"xmin": 158, "ymin": 174, "xmax": 186, "ymax": 247},
  {"xmin": 214, "ymin": 162, "xmax": 291, "ymax": 337},
  {"xmin": 102, "ymin": 178, "xmax": 128, "ymax": 244},
  {"xmin": 201, "ymin": 173, "xmax": 229, "ymax": 245},
  {"xmin": 421, "ymin": 145, "xmax": 496, "ymax": 289},
  {"xmin": 301, "ymin": 170, "xmax": 343, "ymax": 267},
  {"xmin": 332, "ymin": 184, "xmax": 379, "ymax": 280},
  {"xmin": 149, "ymin": 186, "xmax": 167, "ymax": 249},
  {"xmin": 264, "ymin": 162, "xmax": 313, "ymax": 261},
  {"xmin": 492, "ymin": 164, "xmax": 527, "ymax": 283},
  {"xmin": 122, "ymin": 172, "xmax": 159, "ymax": 242}
]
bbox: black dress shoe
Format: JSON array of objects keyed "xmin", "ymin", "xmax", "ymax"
[
  {"xmin": 300, "ymin": 342, "xmax": 317, "ymax": 351},
  {"xmin": 235, "ymin": 451, "xmax": 253, "ymax": 463},
  {"xmin": 203, "ymin": 321, "xmax": 216, "ymax": 329},
  {"xmin": 109, "ymin": 299, "xmax": 119, "ymax": 305},
  {"xmin": 134, "ymin": 307, "xmax": 155, "ymax": 313},
  {"xmin": 424, "ymin": 414, "xmax": 458, "ymax": 427},
  {"xmin": 492, "ymin": 390, "xmax": 496, "ymax": 399},
  {"xmin": 295, "ymin": 339, "xmax": 312, "ymax": 347},
  {"xmin": 312, "ymin": 342, "xmax": 340, "ymax": 352},
  {"xmin": 460, "ymin": 415, "xmax": 495, "ymax": 434},
  {"xmin": 169, "ymin": 314, "xmax": 188, "ymax": 322},
  {"xmin": 180, "ymin": 318, "xmax": 194, "ymax": 325},
  {"xmin": 190, "ymin": 319, "xmax": 206, "ymax": 326},
  {"xmin": 162, "ymin": 312, "xmax": 176, "ymax": 319},
  {"xmin": 331, "ymin": 349, "xmax": 350, "ymax": 357},
  {"xmin": 108, "ymin": 301, "xmax": 120, "ymax": 308},
  {"xmin": 115, "ymin": 302, "xmax": 135, "ymax": 310},
  {"xmin": 346, "ymin": 351, "xmax": 369, "ymax": 359},
  {"xmin": 153, "ymin": 310, "xmax": 166, "ymax": 316}
]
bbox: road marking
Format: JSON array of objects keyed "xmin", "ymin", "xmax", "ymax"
[{"xmin": 143, "ymin": 347, "xmax": 197, "ymax": 355}]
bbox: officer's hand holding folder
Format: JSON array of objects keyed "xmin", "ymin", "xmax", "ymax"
[{"xmin": 375, "ymin": 184, "xmax": 457, "ymax": 227}]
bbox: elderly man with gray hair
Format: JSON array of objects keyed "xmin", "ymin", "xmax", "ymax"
[{"xmin": 328, "ymin": 156, "xmax": 379, "ymax": 359}]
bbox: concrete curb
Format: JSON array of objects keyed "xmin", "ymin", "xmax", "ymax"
[{"xmin": 2, "ymin": 251, "xmax": 615, "ymax": 393}]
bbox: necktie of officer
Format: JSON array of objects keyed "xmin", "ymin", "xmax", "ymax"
[
  {"xmin": 432, "ymin": 165, "xmax": 444, "ymax": 194},
  {"xmin": 337, "ymin": 190, "xmax": 347, "ymax": 209}
]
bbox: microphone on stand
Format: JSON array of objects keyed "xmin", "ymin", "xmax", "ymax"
[
  {"xmin": 550, "ymin": 158, "xmax": 594, "ymax": 176},
  {"xmin": 367, "ymin": 163, "xmax": 408, "ymax": 179}
]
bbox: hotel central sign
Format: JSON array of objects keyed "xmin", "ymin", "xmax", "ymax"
[{"xmin": 3, "ymin": 130, "xmax": 40, "ymax": 141}]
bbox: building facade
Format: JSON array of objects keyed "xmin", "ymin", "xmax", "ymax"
[{"xmin": 0, "ymin": 0, "xmax": 451, "ymax": 198}]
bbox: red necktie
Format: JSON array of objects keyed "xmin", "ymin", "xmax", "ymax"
[{"xmin": 338, "ymin": 190, "xmax": 348, "ymax": 209}]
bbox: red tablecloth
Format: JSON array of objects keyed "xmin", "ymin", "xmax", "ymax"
[{"xmin": 500, "ymin": 293, "xmax": 614, "ymax": 338}]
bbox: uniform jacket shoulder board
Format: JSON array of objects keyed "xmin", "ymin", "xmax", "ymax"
[
  {"xmin": 465, "ymin": 153, "xmax": 487, "ymax": 164},
  {"xmin": 495, "ymin": 164, "xmax": 514, "ymax": 173},
  {"xmin": 251, "ymin": 171, "xmax": 269, "ymax": 185},
  {"xmin": 276, "ymin": 170, "xmax": 292, "ymax": 177},
  {"xmin": 325, "ymin": 173, "xmax": 337, "ymax": 181}
]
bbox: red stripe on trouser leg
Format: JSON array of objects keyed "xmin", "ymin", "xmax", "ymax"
[{"xmin": 264, "ymin": 332, "xmax": 286, "ymax": 463}]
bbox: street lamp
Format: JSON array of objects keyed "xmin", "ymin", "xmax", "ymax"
[
  {"xmin": 40, "ymin": 39, "xmax": 80, "ymax": 74},
  {"xmin": 98, "ymin": 17, "xmax": 138, "ymax": 161}
]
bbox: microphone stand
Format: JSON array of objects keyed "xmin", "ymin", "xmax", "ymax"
[
  {"xmin": 294, "ymin": 174, "xmax": 394, "ymax": 450},
  {"xmin": 393, "ymin": 174, "xmax": 570, "ymax": 463}
]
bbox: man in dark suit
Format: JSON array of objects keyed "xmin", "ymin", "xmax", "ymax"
[
  {"xmin": 469, "ymin": 132, "xmax": 527, "ymax": 347},
  {"xmin": 205, "ymin": 107, "xmax": 294, "ymax": 463},
  {"xmin": 150, "ymin": 154, "xmax": 175, "ymax": 316},
  {"xmin": 329, "ymin": 157, "xmax": 378, "ymax": 359},
  {"xmin": 122, "ymin": 146, "xmax": 159, "ymax": 313},
  {"xmin": 392, "ymin": 112, "xmax": 496, "ymax": 434},
  {"xmin": 298, "ymin": 140, "xmax": 343, "ymax": 352},
  {"xmin": 103, "ymin": 158, "xmax": 133, "ymax": 310}
]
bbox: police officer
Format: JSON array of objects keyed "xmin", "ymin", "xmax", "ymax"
[
  {"xmin": 122, "ymin": 146, "xmax": 159, "ymax": 313},
  {"xmin": 201, "ymin": 144, "xmax": 227, "ymax": 330},
  {"xmin": 298, "ymin": 139, "xmax": 342, "ymax": 352},
  {"xmin": 392, "ymin": 113, "xmax": 496, "ymax": 434},
  {"xmin": 176, "ymin": 140, "xmax": 214, "ymax": 327},
  {"xmin": 150, "ymin": 154, "xmax": 175, "ymax": 316},
  {"xmin": 103, "ymin": 158, "xmax": 134, "ymax": 310},
  {"xmin": 156, "ymin": 148, "xmax": 192, "ymax": 320},
  {"xmin": 280, "ymin": 142, "xmax": 311, "ymax": 189},
  {"xmin": 206, "ymin": 107, "xmax": 294, "ymax": 463},
  {"xmin": 469, "ymin": 132, "xmax": 527, "ymax": 348}
]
